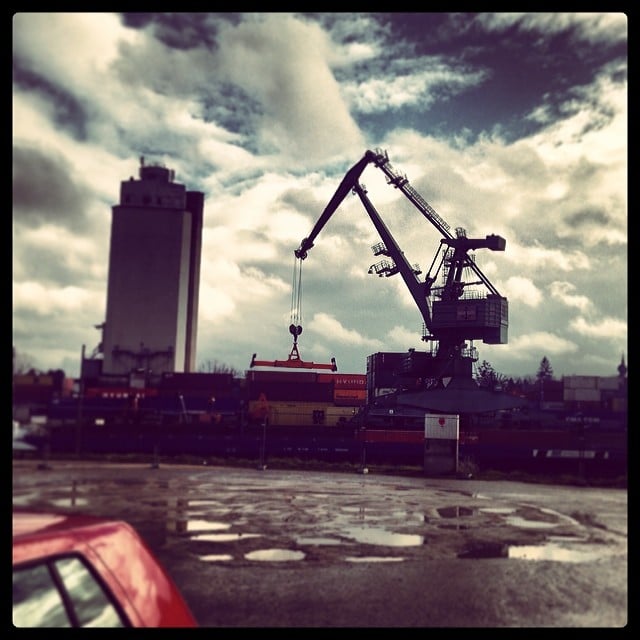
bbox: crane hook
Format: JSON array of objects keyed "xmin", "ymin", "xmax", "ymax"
[{"xmin": 289, "ymin": 324, "xmax": 303, "ymax": 343}]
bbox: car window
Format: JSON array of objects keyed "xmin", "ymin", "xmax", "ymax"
[
  {"xmin": 13, "ymin": 555, "xmax": 128, "ymax": 628},
  {"xmin": 13, "ymin": 563, "xmax": 69, "ymax": 627}
]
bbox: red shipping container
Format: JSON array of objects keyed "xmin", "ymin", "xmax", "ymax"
[{"xmin": 334, "ymin": 374, "xmax": 367, "ymax": 389}]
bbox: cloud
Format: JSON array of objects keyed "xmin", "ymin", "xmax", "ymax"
[
  {"xmin": 503, "ymin": 277, "xmax": 544, "ymax": 308},
  {"xmin": 212, "ymin": 14, "xmax": 365, "ymax": 163},
  {"xmin": 13, "ymin": 146, "xmax": 92, "ymax": 228},
  {"xmin": 341, "ymin": 58, "xmax": 489, "ymax": 115},
  {"xmin": 12, "ymin": 13, "xmax": 627, "ymax": 381},
  {"xmin": 569, "ymin": 316, "xmax": 627, "ymax": 341},
  {"xmin": 308, "ymin": 312, "xmax": 383, "ymax": 349},
  {"xmin": 548, "ymin": 281, "xmax": 592, "ymax": 312},
  {"xmin": 507, "ymin": 331, "xmax": 579, "ymax": 357},
  {"xmin": 476, "ymin": 12, "xmax": 627, "ymax": 44}
]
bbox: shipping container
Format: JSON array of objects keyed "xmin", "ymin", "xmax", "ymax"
[
  {"xmin": 84, "ymin": 387, "xmax": 159, "ymax": 399},
  {"xmin": 540, "ymin": 401, "xmax": 564, "ymax": 411},
  {"xmin": 597, "ymin": 376, "xmax": 622, "ymax": 391},
  {"xmin": 564, "ymin": 388, "xmax": 601, "ymax": 403},
  {"xmin": 246, "ymin": 380, "xmax": 334, "ymax": 402},
  {"xmin": 247, "ymin": 400, "xmax": 333, "ymax": 427},
  {"xmin": 612, "ymin": 397, "xmax": 627, "ymax": 413},
  {"xmin": 366, "ymin": 352, "xmax": 408, "ymax": 401},
  {"xmin": 160, "ymin": 372, "xmax": 234, "ymax": 391},
  {"xmin": 324, "ymin": 406, "xmax": 359, "ymax": 426},
  {"xmin": 563, "ymin": 376, "xmax": 599, "ymax": 390},
  {"xmin": 333, "ymin": 374, "xmax": 367, "ymax": 389},
  {"xmin": 12, "ymin": 386, "xmax": 57, "ymax": 404},
  {"xmin": 246, "ymin": 370, "xmax": 317, "ymax": 383},
  {"xmin": 333, "ymin": 389, "xmax": 367, "ymax": 404}
]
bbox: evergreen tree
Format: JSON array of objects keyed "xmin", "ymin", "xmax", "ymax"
[{"xmin": 536, "ymin": 356, "xmax": 554, "ymax": 382}]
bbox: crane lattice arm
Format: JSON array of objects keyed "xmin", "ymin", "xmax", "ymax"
[{"xmin": 367, "ymin": 149, "xmax": 503, "ymax": 296}]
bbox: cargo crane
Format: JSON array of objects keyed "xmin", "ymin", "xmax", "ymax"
[{"xmin": 295, "ymin": 148, "xmax": 524, "ymax": 414}]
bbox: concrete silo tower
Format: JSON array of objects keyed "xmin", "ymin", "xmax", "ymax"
[{"xmin": 100, "ymin": 158, "xmax": 204, "ymax": 376}]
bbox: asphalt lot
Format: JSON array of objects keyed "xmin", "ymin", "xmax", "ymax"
[{"xmin": 12, "ymin": 458, "xmax": 629, "ymax": 627}]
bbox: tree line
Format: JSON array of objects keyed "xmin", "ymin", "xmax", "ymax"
[{"xmin": 474, "ymin": 356, "xmax": 554, "ymax": 391}]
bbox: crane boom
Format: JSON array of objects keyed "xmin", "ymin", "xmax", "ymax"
[
  {"xmin": 367, "ymin": 149, "xmax": 453, "ymax": 239},
  {"xmin": 352, "ymin": 183, "xmax": 434, "ymax": 332},
  {"xmin": 295, "ymin": 151, "xmax": 376, "ymax": 260}
]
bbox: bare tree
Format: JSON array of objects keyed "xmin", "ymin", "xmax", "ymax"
[
  {"xmin": 199, "ymin": 359, "xmax": 240, "ymax": 377},
  {"xmin": 13, "ymin": 346, "xmax": 38, "ymax": 375}
]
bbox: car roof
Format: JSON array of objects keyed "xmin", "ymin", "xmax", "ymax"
[
  {"xmin": 13, "ymin": 509, "xmax": 197, "ymax": 627},
  {"xmin": 13, "ymin": 510, "xmax": 109, "ymax": 539}
]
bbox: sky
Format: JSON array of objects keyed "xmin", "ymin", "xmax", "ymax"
[{"xmin": 12, "ymin": 12, "xmax": 628, "ymax": 381}]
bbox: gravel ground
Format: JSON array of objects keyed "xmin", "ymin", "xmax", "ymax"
[{"xmin": 12, "ymin": 459, "xmax": 629, "ymax": 628}]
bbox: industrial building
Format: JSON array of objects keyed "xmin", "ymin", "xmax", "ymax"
[{"xmin": 87, "ymin": 158, "xmax": 204, "ymax": 378}]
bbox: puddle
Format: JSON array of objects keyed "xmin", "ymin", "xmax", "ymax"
[
  {"xmin": 198, "ymin": 554, "xmax": 234, "ymax": 562},
  {"xmin": 508, "ymin": 543, "xmax": 612, "ymax": 563},
  {"xmin": 245, "ymin": 549, "xmax": 305, "ymax": 561},
  {"xmin": 50, "ymin": 496, "xmax": 89, "ymax": 508},
  {"xmin": 479, "ymin": 507, "xmax": 516, "ymax": 515},
  {"xmin": 437, "ymin": 506, "xmax": 475, "ymax": 518},
  {"xmin": 168, "ymin": 519, "xmax": 231, "ymax": 534},
  {"xmin": 191, "ymin": 533, "xmax": 261, "ymax": 542},
  {"xmin": 343, "ymin": 526, "xmax": 425, "ymax": 547},
  {"xmin": 505, "ymin": 516, "xmax": 559, "ymax": 530},
  {"xmin": 459, "ymin": 537, "xmax": 617, "ymax": 563},
  {"xmin": 12, "ymin": 492, "xmax": 41, "ymax": 506},
  {"xmin": 547, "ymin": 534, "xmax": 589, "ymax": 543},
  {"xmin": 345, "ymin": 556, "xmax": 406, "ymax": 563},
  {"xmin": 296, "ymin": 537, "xmax": 343, "ymax": 546}
]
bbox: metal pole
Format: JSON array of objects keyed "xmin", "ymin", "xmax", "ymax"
[
  {"xmin": 75, "ymin": 378, "xmax": 84, "ymax": 457},
  {"xmin": 258, "ymin": 418, "xmax": 267, "ymax": 470},
  {"xmin": 75, "ymin": 345, "xmax": 86, "ymax": 458}
]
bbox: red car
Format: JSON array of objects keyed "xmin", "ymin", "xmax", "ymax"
[{"xmin": 12, "ymin": 509, "xmax": 197, "ymax": 627}]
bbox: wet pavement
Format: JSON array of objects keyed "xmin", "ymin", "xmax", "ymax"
[{"xmin": 12, "ymin": 459, "xmax": 628, "ymax": 627}]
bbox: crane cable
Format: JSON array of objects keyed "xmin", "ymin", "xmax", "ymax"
[{"xmin": 289, "ymin": 256, "xmax": 303, "ymax": 341}]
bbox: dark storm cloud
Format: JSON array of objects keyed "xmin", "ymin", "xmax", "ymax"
[
  {"xmin": 351, "ymin": 12, "xmax": 627, "ymax": 143},
  {"xmin": 202, "ymin": 83, "xmax": 263, "ymax": 140},
  {"xmin": 277, "ymin": 186, "xmax": 318, "ymax": 213},
  {"xmin": 120, "ymin": 12, "xmax": 238, "ymax": 50},
  {"xmin": 13, "ymin": 146, "xmax": 91, "ymax": 228},
  {"xmin": 14, "ymin": 242, "xmax": 88, "ymax": 288},
  {"xmin": 13, "ymin": 62, "xmax": 89, "ymax": 140},
  {"xmin": 565, "ymin": 207, "xmax": 611, "ymax": 229}
]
